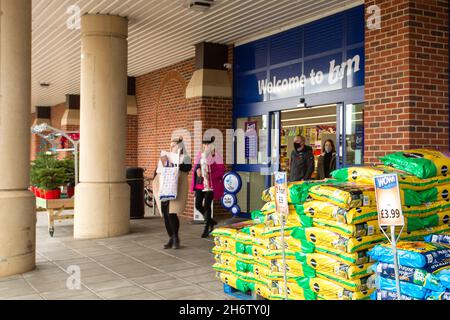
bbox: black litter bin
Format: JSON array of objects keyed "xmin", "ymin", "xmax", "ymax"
[{"xmin": 126, "ymin": 167, "xmax": 145, "ymax": 219}]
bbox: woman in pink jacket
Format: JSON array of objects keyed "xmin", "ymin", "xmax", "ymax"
[{"xmin": 190, "ymin": 137, "xmax": 226, "ymax": 238}]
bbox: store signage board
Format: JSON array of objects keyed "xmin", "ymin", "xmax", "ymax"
[
  {"xmin": 274, "ymin": 172, "xmax": 289, "ymax": 219},
  {"xmin": 245, "ymin": 121, "xmax": 258, "ymax": 160},
  {"xmin": 374, "ymin": 174, "xmax": 405, "ymax": 227},
  {"xmin": 274, "ymin": 172, "xmax": 289, "ymax": 300},
  {"xmin": 223, "ymin": 172, "xmax": 242, "ymax": 194},
  {"xmin": 374, "ymin": 173, "xmax": 405, "ymax": 300}
]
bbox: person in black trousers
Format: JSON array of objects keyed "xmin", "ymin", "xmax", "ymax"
[
  {"xmin": 191, "ymin": 137, "xmax": 226, "ymax": 238},
  {"xmin": 153, "ymin": 138, "xmax": 192, "ymax": 249}
]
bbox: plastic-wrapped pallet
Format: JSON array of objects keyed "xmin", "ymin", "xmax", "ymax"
[{"xmin": 368, "ymin": 241, "xmax": 450, "ymax": 300}]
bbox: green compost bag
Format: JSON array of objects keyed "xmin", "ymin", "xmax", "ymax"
[
  {"xmin": 289, "ymin": 180, "xmax": 339, "ymax": 204},
  {"xmin": 290, "ymin": 229, "xmax": 374, "ymax": 265},
  {"xmin": 251, "ymin": 210, "xmax": 266, "ymax": 224},
  {"xmin": 381, "ymin": 149, "xmax": 450, "ymax": 179},
  {"xmin": 332, "ymin": 166, "xmax": 440, "ymax": 191},
  {"xmin": 405, "ymin": 211, "xmax": 450, "ymax": 232},
  {"xmin": 419, "ymin": 184, "xmax": 450, "ymax": 203}
]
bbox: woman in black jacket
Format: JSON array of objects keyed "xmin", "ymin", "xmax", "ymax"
[{"xmin": 317, "ymin": 139, "xmax": 337, "ymax": 180}]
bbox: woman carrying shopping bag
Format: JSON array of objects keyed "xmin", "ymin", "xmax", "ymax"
[
  {"xmin": 153, "ymin": 137, "xmax": 192, "ymax": 249},
  {"xmin": 190, "ymin": 137, "xmax": 226, "ymax": 238}
]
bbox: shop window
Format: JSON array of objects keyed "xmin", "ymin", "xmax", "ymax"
[
  {"xmin": 345, "ymin": 104, "xmax": 364, "ymax": 166},
  {"xmin": 235, "ymin": 115, "xmax": 269, "ymax": 166}
]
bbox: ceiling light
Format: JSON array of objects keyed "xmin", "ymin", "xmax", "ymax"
[
  {"xmin": 283, "ymin": 121, "xmax": 337, "ymax": 128},
  {"xmin": 187, "ymin": 0, "xmax": 215, "ymax": 12},
  {"xmin": 281, "ymin": 114, "xmax": 336, "ymax": 122},
  {"xmin": 281, "ymin": 104, "xmax": 337, "ymax": 113}
]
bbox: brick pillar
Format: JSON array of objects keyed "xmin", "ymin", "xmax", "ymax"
[
  {"xmin": 60, "ymin": 95, "xmax": 80, "ymax": 159},
  {"xmin": 185, "ymin": 42, "xmax": 233, "ymax": 217},
  {"xmin": 127, "ymin": 77, "xmax": 138, "ymax": 167},
  {"xmin": 364, "ymin": 0, "xmax": 449, "ymax": 165}
]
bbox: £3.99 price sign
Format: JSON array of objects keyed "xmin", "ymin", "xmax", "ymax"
[
  {"xmin": 274, "ymin": 172, "xmax": 289, "ymax": 219},
  {"xmin": 374, "ymin": 174, "xmax": 405, "ymax": 227}
]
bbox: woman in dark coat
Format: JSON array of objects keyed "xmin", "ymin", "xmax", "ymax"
[{"xmin": 317, "ymin": 139, "xmax": 337, "ymax": 180}]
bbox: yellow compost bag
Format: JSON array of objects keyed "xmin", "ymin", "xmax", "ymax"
[
  {"xmin": 439, "ymin": 175, "xmax": 450, "ymax": 185},
  {"xmin": 332, "ymin": 166, "xmax": 439, "ymax": 191},
  {"xmin": 298, "ymin": 215, "xmax": 381, "ymax": 237},
  {"xmin": 308, "ymin": 184, "xmax": 376, "ymax": 209},
  {"xmin": 316, "ymin": 289, "xmax": 375, "ymax": 301},
  {"xmin": 377, "ymin": 165, "xmax": 439, "ymax": 191},
  {"xmin": 270, "ymin": 280, "xmax": 317, "ymax": 300},
  {"xmin": 419, "ymin": 184, "xmax": 450, "ymax": 203},
  {"xmin": 235, "ymin": 231, "xmax": 253, "ymax": 246},
  {"xmin": 287, "ymin": 234, "xmax": 375, "ymax": 265},
  {"xmin": 213, "ymin": 236, "xmax": 234, "ymax": 251},
  {"xmin": 250, "ymin": 224, "xmax": 296, "ymax": 239},
  {"xmin": 309, "ymin": 184, "xmax": 423, "ymax": 208},
  {"xmin": 292, "ymin": 227, "xmax": 385, "ymax": 253},
  {"xmin": 213, "ymin": 263, "xmax": 232, "ymax": 274},
  {"xmin": 332, "ymin": 167, "xmax": 385, "ymax": 185},
  {"xmin": 405, "ymin": 210, "xmax": 450, "ymax": 232},
  {"xmin": 260, "ymin": 202, "xmax": 276, "ymax": 215},
  {"xmin": 263, "ymin": 207, "xmax": 300, "ymax": 227},
  {"xmin": 253, "ymin": 264, "xmax": 273, "ymax": 279},
  {"xmin": 217, "ymin": 271, "xmax": 253, "ymax": 293},
  {"xmin": 381, "ymin": 149, "xmax": 450, "ymax": 179},
  {"xmin": 253, "ymin": 236, "xmax": 298, "ymax": 252},
  {"xmin": 296, "ymin": 201, "xmax": 378, "ymax": 225},
  {"xmin": 295, "ymin": 252, "xmax": 374, "ymax": 280},
  {"xmin": 253, "ymin": 282, "xmax": 272, "ymax": 300},
  {"xmin": 262, "ymin": 181, "xmax": 315, "ymax": 203},
  {"xmin": 251, "ymin": 245, "xmax": 296, "ymax": 261},
  {"xmin": 211, "ymin": 220, "xmax": 256, "ymax": 237},
  {"xmin": 400, "ymin": 223, "xmax": 450, "ymax": 241},
  {"xmin": 214, "ymin": 253, "xmax": 254, "ymax": 273},
  {"xmin": 296, "ymin": 276, "xmax": 370, "ymax": 300},
  {"xmin": 316, "ymin": 272, "xmax": 371, "ymax": 292},
  {"xmin": 212, "ymin": 245, "xmax": 232, "ymax": 255},
  {"xmin": 253, "ymin": 255, "xmax": 271, "ymax": 268},
  {"xmin": 403, "ymin": 202, "xmax": 444, "ymax": 218},
  {"xmin": 214, "ymin": 236, "xmax": 251, "ymax": 255},
  {"xmin": 234, "ymin": 252, "xmax": 254, "ymax": 264},
  {"xmin": 269, "ymin": 259, "xmax": 316, "ymax": 278}
]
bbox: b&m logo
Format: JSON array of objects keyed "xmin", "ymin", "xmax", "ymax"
[{"xmin": 375, "ymin": 175, "xmax": 398, "ymax": 190}]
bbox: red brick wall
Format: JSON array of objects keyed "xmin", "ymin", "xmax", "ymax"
[
  {"xmin": 364, "ymin": 0, "xmax": 449, "ymax": 164},
  {"xmin": 136, "ymin": 55, "xmax": 233, "ymax": 218},
  {"xmin": 137, "ymin": 58, "xmax": 196, "ymax": 218},
  {"xmin": 51, "ymin": 103, "xmax": 66, "ymax": 130}
]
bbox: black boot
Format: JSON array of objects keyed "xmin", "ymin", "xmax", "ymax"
[
  {"xmin": 164, "ymin": 237, "xmax": 174, "ymax": 249},
  {"xmin": 202, "ymin": 223, "xmax": 210, "ymax": 238},
  {"xmin": 173, "ymin": 235, "xmax": 180, "ymax": 250},
  {"xmin": 209, "ymin": 219, "xmax": 218, "ymax": 233}
]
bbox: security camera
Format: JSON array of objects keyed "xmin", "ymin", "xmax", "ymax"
[{"xmin": 224, "ymin": 63, "xmax": 232, "ymax": 70}]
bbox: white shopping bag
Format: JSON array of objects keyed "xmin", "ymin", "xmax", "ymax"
[{"xmin": 158, "ymin": 151, "xmax": 181, "ymax": 201}]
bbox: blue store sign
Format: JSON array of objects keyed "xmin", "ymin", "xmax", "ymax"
[{"xmin": 234, "ymin": 6, "xmax": 365, "ymax": 108}]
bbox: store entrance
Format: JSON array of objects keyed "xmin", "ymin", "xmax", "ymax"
[{"xmin": 280, "ymin": 104, "xmax": 338, "ymax": 180}]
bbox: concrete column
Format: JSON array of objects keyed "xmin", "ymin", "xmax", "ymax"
[
  {"xmin": 74, "ymin": 15, "xmax": 130, "ymax": 239},
  {"xmin": 0, "ymin": 0, "xmax": 36, "ymax": 277}
]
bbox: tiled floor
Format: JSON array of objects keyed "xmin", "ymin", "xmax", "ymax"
[{"xmin": 0, "ymin": 210, "xmax": 234, "ymax": 300}]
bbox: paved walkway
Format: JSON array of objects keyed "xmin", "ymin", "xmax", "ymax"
[{"xmin": 0, "ymin": 211, "xmax": 232, "ymax": 300}]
